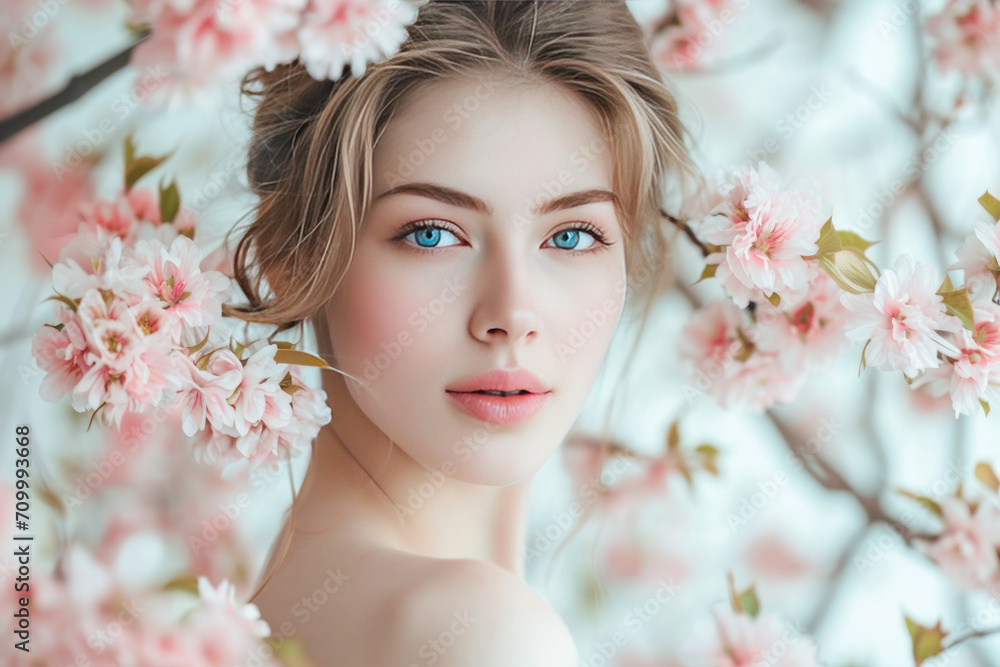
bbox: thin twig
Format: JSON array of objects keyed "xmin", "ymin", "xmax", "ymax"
[{"xmin": 660, "ymin": 208, "xmax": 711, "ymax": 257}]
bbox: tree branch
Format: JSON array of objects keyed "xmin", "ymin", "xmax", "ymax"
[{"xmin": 0, "ymin": 31, "xmax": 150, "ymax": 146}]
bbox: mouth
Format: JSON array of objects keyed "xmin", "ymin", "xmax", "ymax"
[{"xmin": 445, "ymin": 389, "xmax": 550, "ymax": 424}]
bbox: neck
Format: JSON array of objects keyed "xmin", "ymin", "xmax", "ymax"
[{"xmin": 291, "ymin": 371, "xmax": 531, "ymax": 579}]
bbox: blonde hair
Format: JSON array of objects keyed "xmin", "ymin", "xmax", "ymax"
[{"xmin": 224, "ymin": 0, "xmax": 697, "ymax": 607}]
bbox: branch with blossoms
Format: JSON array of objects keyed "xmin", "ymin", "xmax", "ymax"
[
  {"xmin": 668, "ymin": 159, "xmax": 1000, "ymax": 661},
  {"xmin": 30, "ymin": 136, "xmax": 332, "ymax": 469},
  {"xmin": 676, "ymin": 161, "xmax": 1000, "ymax": 418},
  {"xmin": 895, "ymin": 461, "xmax": 1000, "ymax": 664}
]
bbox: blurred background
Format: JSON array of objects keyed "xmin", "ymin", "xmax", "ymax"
[{"xmin": 1, "ymin": 0, "xmax": 999, "ymax": 665}]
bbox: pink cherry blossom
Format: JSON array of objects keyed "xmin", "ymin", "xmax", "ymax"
[
  {"xmin": 129, "ymin": 0, "xmax": 306, "ymax": 106},
  {"xmin": 179, "ymin": 348, "xmax": 243, "ymax": 436},
  {"xmin": 755, "ymin": 271, "xmax": 851, "ymax": 373},
  {"xmin": 69, "ymin": 289, "xmax": 185, "ymax": 428},
  {"xmin": 297, "ymin": 0, "xmax": 419, "ymax": 80},
  {"xmin": 227, "ymin": 343, "xmax": 293, "ymax": 436},
  {"xmin": 1, "ymin": 128, "xmax": 98, "ymax": 275},
  {"xmin": 926, "ymin": 0, "xmax": 1000, "ymax": 80},
  {"xmin": 648, "ymin": 0, "xmax": 742, "ymax": 71},
  {"xmin": 840, "ymin": 253, "xmax": 962, "ymax": 378},
  {"xmin": 950, "ymin": 222, "xmax": 1000, "ymax": 304},
  {"xmin": 921, "ymin": 496, "xmax": 1000, "ymax": 591},
  {"xmin": 186, "ymin": 577, "xmax": 272, "ymax": 665},
  {"xmin": 710, "ymin": 604, "xmax": 822, "ymax": 667},
  {"xmin": 126, "ymin": 234, "xmax": 232, "ymax": 338},
  {"xmin": 31, "ymin": 307, "xmax": 90, "ymax": 403},
  {"xmin": 680, "ymin": 300, "xmax": 809, "ymax": 411},
  {"xmin": 698, "ymin": 163, "xmax": 826, "ymax": 307}
]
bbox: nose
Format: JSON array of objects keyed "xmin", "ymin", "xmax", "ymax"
[{"xmin": 468, "ymin": 242, "xmax": 542, "ymax": 346}]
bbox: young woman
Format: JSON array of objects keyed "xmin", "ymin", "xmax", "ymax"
[{"xmin": 227, "ymin": 1, "xmax": 694, "ymax": 663}]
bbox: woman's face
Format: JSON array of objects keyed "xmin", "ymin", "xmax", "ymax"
[{"xmin": 323, "ymin": 74, "xmax": 627, "ymax": 486}]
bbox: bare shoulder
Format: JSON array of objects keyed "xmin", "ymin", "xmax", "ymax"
[
  {"xmin": 254, "ymin": 537, "xmax": 577, "ymax": 666},
  {"xmin": 382, "ymin": 557, "xmax": 579, "ymax": 667}
]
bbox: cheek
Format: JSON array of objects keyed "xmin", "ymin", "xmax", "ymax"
[
  {"xmin": 553, "ymin": 259, "xmax": 626, "ymax": 364},
  {"xmin": 326, "ymin": 253, "xmax": 453, "ymax": 389}
]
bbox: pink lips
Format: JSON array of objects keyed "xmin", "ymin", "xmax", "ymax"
[
  {"xmin": 446, "ymin": 390, "xmax": 549, "ymax": 425},
  {"xmin": 445, "ymin": 368, "xmax": 551, "ymax": 425}
]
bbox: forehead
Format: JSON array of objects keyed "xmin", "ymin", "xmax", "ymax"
[{"xmin": 372, "ymin": 75, "xmax": 614, "ymax": 202}]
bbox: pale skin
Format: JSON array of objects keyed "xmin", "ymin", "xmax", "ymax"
[{"xmin": 253, "ymin": 72, "xmax": 627, "ymax": 666}]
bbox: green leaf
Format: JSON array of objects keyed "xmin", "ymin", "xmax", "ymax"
[
  {"xmin": 981, "ymin": 399, "xmax": 991, "ymax": 417},
  {"xmin": 736, "ymin": 584, "xmax": 760, "ymax": 618},
  {"xmin": 696, "ymin": 263, "xmax": 718, "ymax": 284},
  {"xmin": 159, "ymin": 179, "xmax": 180, "ymax": 223},
  {"xmin": 896, "ymin": 488, "xmax": 944, "ymax": 517},
  {"xmin": 161, "ymin": 575, "xmax": 200, "ymax": 595},
  {"xmin": 273, "ymin": 349, "xmax": 332, "ymax": 368},
  {"xmin": 975, "ymin": 461, "xmax": 1000, "ymax": 493},
  {"xmin": 695, "ymin": 443, "xmax": 719, "ymax": 474},
  {"xmin": 903, "ymin": 615, "xmax": 946, "ymax": 666},
  {"xmin": 767, "ymin": 292, "xmax": 781, "ymax": 307},
  {"xmin": 125, "ymin": 155, "xmax": 167, "ymax": 192},
  {"xmin": 939, "ymin": 288, "xmax": 975, "ymax": 331},
  {"xmin": 124, "ymin": 133, "xmax": 136, "ymax": 171},
  {"xmin": 837, "ymin": 230, "xmax": 877, "ymax": 253},
  {"xmin": 815, "ymin": 217, "xmax": 842, "ymax": 257},
  {"xmin": 979, "ymin": 190, "xmax": 1000, "ymax": 222}
]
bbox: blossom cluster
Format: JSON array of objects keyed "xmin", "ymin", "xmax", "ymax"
[
  {"xmin": 127, "ymin": 0, "xmax": 419, "ymax": 105},
  {"xmin": 680, "ymin": 163, "xmax": 850, "ymax": 411},
  {"xmin": 646, "ymin": 0, "xmax": 745, "ymax": 72},
  {"xmin": 681, "ymin": 161, "xmax": 1000, "ymax": 417},
  {"xmin": 30, "ymin": 140, "xmax": 331, "ymax": 467},
  {"xmin": 926, "ymin": 0, "xmax": 1000, "ymax": 83},
  {"xmin": 1, "ymin": 539, "xmax": 275, "ymax": 666},
  {"xmin": 913, "ymin": 463, "xmax": 1000, "ymax": 592}
]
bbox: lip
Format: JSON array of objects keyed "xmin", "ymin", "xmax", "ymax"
[
  {"xmin": 446, "ymin": 390, "xmax": 550, "ymax": 425},
  {"xmin": 445, "ymin": 368, "xmax": 551, "ymax": 425},
  {"xmin": 445, "ymin": 368, "xmax": 549, "ymax": 394}
]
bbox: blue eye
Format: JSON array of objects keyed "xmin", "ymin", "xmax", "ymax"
[
  {"xmin": 545, "ymin": 228, "xmax": 597, "ymax": 252},
  {"xmin": 394, "ymin": 220, "xmax": 611, "ymax": 254},
  {"xmin": 401, "ymin": 224, "xmax": 463, "ymax": 249}
]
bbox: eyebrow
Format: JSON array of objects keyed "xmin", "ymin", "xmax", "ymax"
[{"xmin": 373, "ymin": 182, "xmax": 619, "ymax": 216}]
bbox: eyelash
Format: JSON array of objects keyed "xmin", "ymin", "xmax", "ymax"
[{"xmin": 392, "ymin": 219, "xmax": 614, "ymax": 256}]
